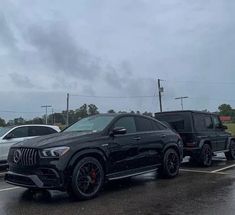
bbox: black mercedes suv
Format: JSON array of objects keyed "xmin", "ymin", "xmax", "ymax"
[
  {"xmin": 5, "ymin": 114, "xmax": 183, "ymax": 200},
  {"xmin": 155, "ymin": 110, "xmax": 235, "ymax": 167}
]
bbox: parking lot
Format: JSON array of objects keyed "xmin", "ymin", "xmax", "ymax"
[{"xmin": 0, "ymin": 154, "xmax": 235, "ymax": 215}]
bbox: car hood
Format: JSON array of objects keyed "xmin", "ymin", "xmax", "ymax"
[{"xmin": 12, "ymin": 131, "xmax": 102, "ymax": 148}]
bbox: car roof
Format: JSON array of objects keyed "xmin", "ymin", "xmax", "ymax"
[
  {"xmin": 155, "ymin": 110, "xmax": 218, "ymax": 116},
  {"xmin": 2, "ymin": 124, "xmax": 60, "ymax": 129}
]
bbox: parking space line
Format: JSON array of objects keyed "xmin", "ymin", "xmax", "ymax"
[
  {"xmin": 211, "ymin": 164, "xmax": 235, "ymax": 173},
  {"xmin": 0, "ymin": 187, "xmax": 20, "ymax": 192},
  {"xmin": 180, "ymin": 169, "xmax": 228, "ymax": 175}
]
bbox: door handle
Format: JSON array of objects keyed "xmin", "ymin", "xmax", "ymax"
[
  {"xmin": 160, "ymin": 134, "xmax": 167, "ymax": 138},
  {"xmin": 133, "ymin": 137, "xmax": 141, "ymax": 141}
]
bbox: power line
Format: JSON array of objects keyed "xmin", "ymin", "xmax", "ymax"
[
  {"xmin": 69, "ymin": 94, "xmax": 157, "ymax": 99},
  {"xmin": 0, "ymin": 110, "xmax": 44, "ymax": 114}
]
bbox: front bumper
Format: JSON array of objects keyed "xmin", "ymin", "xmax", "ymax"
[{"xmin": 5, "ymin": 168, "xmax": 63, "ymax": 189}]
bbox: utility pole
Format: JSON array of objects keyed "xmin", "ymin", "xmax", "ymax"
[
  {"xmin": 51, "ymin": 108, "xmax": 54, "ymax": 125},
  {"xmin": 66, "ymin": 93, "xmax": 70, "ymax": 127},
  {"xmin": 175, "ymin": 96, "xmax": 189, "ymax": 110},
  {"xmin": 157, "ymin": 79, "xmax": 164, "ymax": 112},
  {"xmin": 41, "ymin": 105, "xmax": 52, "ymax": 124}
]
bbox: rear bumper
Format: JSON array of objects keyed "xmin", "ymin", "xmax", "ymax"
[{"xmin": 5, "ymin": 169, "xmax": 63, "ymax": 190}]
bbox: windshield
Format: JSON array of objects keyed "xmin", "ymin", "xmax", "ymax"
[
  {"xmin": 63, "ymin": 115, "xmax": 115, "ymax": 133},
  {"xmin": 0, "ymin": 127, "xmax": 12, "ymax": 137}
]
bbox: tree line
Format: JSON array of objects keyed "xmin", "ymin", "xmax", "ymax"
[
  {"xmin": 0, "ymin": 104, "xmax": 153, "ymax": 127},
  {"xmin": 0, "ymin": 103, "xmax": 233, "ymax": 127}
]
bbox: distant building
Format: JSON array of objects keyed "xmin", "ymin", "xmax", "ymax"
[{"xmin": 219, "ymin": 116, "xmax": 232, "ymax": 122}]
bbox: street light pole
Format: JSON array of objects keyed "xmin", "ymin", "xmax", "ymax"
[
  {"xmin": 41, "ymin": 105, "xmax": 52, "ymax": 124},
  {"xmin": 175, "ymin": 96, "xmax": 189, "ymax": 110}
]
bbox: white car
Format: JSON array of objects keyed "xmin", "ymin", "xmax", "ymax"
[{"xmin": 0, "ymin": 124, "xmax": 60, "ymax": 165}]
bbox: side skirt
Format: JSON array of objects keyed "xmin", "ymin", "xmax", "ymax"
[{"xmin": 106, "ymin": 165, "xmax": 160, "ymax": 181}]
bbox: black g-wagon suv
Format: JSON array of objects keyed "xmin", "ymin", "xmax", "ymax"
[
  {"xmin": 155, "ymin": 110, "xmax": 235, "ymax": 167},
  {"xmin": 5, "ymin": 114, "xmax": 183, "ymax": 200}
]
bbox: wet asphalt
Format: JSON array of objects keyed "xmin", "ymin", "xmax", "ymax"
[{"xmin": 1, "ymin": 155, "xmax": 235, "ymax": 215}]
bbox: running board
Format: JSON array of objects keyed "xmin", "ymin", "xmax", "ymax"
[{"xmin": 107, "ymin": 165, "xmax": 159, "ymax": 181}]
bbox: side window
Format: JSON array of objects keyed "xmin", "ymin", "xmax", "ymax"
[
  {"xmin": 135, "ymin": 117, "xmax": 153, "ymax": 132},
  {"xmin": 29, "ymin": 126, "xmax": 57, "ymax": 136},
  {"xmin": 6, "ymin": 127, "xmax": 28, "ymax": 138},
  {"xmin": 212, "ymin": 116, "xmax": 222, "ymax": 129},
  {"xmin": 152, "ymin": 121, "xmax": 167, "ymax": 131},
  {"xmin": 205, "ymin": 116, "xmax": 213, "ymax": 129},
  {"xmin": 193, "ymin": 114, "xmax": 206, "ymax": 131},
  {"xmin": 114, "ymin": 117, "xmax": 136, "ymax": 134}
]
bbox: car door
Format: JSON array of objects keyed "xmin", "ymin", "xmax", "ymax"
[
  {"xmin": 0, "ymin": 126, "xmax": 29, "ymax": 161},
  {"xmin": 193, "ymin": 114, "xmax": 217, "ymax": 151},
  {"xmin": 212, "ymin": 115, "xmax": 227, "ymax": 151},
  {"xmin": 108, "ymin": 116, "xmax": 140, "ymax": 173},
  {"xmin": 135, "ymin": 116, "xmax": 167, "ymax": 167}
]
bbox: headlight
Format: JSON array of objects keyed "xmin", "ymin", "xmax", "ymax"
[{"xmin": 41, "ymin": 146, "xmax": 70, "ymax": 158}]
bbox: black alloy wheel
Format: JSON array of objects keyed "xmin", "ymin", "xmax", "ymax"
[
  {"xmin": 69, "ymin": 157, "xmax": 104, "ymax": 200},
  {"xmin": 159, "ymin": 148, "xmax": 180, "ymax": 178},
  {"xmin": 225, "ymin": 140, "xmax": 235, "ymax": 160},
  {"xmin": 199, "ymin": 144, "xmax": 212, "ymax": 167}
]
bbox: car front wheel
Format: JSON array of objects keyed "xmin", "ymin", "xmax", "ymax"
[
  {"xmin": 159, "ymin": 148, "xmax": 180, "ymax": 178},
  {"xmin": 68, "ymin": 157, "xmax": 104, "ymax": 200}
]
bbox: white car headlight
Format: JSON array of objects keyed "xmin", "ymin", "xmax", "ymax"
[{"xmin": 41, "ymin": 146, "xmax": 70, "ymax": 158}]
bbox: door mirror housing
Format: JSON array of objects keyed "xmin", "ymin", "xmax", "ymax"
[
  {"xmin": 216, "ymin": 124, "xmax": 228, "ymax": 130},
  {"xmin": 110, "ymin": 127, "xmax": 127, "ymax": 136},
  {"xmin": 221, "ymin": 125, "xmax": 228, "ymax": 130}
]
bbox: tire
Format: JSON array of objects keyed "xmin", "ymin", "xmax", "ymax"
[
  {"xmin": 158, "ymin": 148, "xmax": 180, "ymax": 178},
  {"xmin": 225, "ymin": 140, "xmax": 235, "ymax": 160},
  {"xmin": 68, "ymin": 157, "xmax": 104, "ymax": 200},
  {"xmin": 198, "ymin": 144, "xmax": 212, "ymax": 167}
]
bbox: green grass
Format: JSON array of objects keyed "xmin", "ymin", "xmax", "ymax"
[{"xmin": 225, "ymin": 123, "xmax": 235, "ymax": 136}]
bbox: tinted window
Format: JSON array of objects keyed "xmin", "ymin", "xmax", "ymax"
[
  {"xmin": 194, "ymin": 114, "xmax": 213, "ymax": 131},
  {"xmin": 194, "ymin": 114, "xmax": 205, "ymax": 130},
  {"xmin": 28, "ymin": 126, "xmax": 57, "ymax": 136},
  {"xmin": 156, "ymin": 114, "xmax": 185, "ymax": 131},
  {"xmin": 152, "ymin": 121, "xmax": 167, "ymax": 131},
  {"xmin": 135, "ymin": 117, "xmax": 153, "ymax": 132},
  {"xmin": 7, "ymin": 127, "xmax": 28, "ymax": 138},
  {"xmin": 205, "ymin": 116, "xmax": 213, "ymax": 129},
  {"xmin": 212, "ymin": 115, "xmax": 222, "ymax": 128},
  {"xmin": 114, "ymin": 117, "xmax": 136, "ymax": 134}
]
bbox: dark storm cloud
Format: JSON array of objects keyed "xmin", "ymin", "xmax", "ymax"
[
  {"xmin": 26, "ymin": 23, "xmax": 100, "ymax": 80},
  {"xmin": 9, "ymin": 73, "xmax": 35, "ymax": 88}
]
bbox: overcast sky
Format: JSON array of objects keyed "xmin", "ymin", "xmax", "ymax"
[{"xmin": 0, "ymin": 0, "xmax": 235, "ymax": 120}]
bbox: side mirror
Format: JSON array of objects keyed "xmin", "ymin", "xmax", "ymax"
[
  {"xmin": 110, "ymin": 127, "xmax": 127, "ymax": 136},
  {"xmin": 4, "ymin": 133, "xmax": 15, "ymax": 140},
  {"xmin": 216, "ymin": 124, "xmax": 228, "ymax": 130},
  {"xmin": 222, "ymin": 125, "xmax": 228, "ymax": 130}
]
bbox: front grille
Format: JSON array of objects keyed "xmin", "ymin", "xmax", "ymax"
[{"xmin": 9, "ymin": 148, "xmax": 38, "ymax": 166}]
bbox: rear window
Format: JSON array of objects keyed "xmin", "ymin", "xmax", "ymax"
[{"xmin": 155, "ymin": 113, "xmax": 192, "ymax": 132}]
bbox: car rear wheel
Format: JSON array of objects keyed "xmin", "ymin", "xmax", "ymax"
[
  {"xmin": 198, "ymin": 144, "xmax": 212, "ymax": 167},
  {"xmin": 68, "ymin": 157, "xmax": 104, "ymax": 200},
  {"xmin": 225, "ymin": 140, "xmax": 235, "ymax": 160},
  {"xmin": 159, "ymin": 148, "xmax": 180, "ymax": 178}
]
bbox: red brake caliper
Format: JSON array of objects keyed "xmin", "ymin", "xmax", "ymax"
[{"xmin": 90, "ymin": 169, "xmax": 96, "ymax": 184}]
